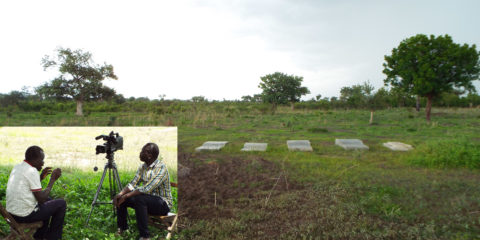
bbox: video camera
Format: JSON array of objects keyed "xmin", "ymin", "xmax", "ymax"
[{"xmin": 95, "ymin": 131, "xmax": 123, "ymax": 155}]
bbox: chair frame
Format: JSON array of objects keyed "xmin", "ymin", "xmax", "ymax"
[
  {"xmin": 0, "ymin": 203, "xmax": 42, "ymax": 240},
  {"xmin": 148, "ymin": 182, "xmax": 178, "ymax": 240}
]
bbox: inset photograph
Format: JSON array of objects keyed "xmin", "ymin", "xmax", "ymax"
[{"xmin": 0, "ymin": 127, "xmax": 177, "ymax": 239}]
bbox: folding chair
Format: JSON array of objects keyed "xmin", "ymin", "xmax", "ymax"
[
  {"xmin": 0, "ymin": 203, "xmax": 42, "ymax": 240},
  {"xmin": 148, "ymin": 182, "xmax": 178, "ymax": 240}
]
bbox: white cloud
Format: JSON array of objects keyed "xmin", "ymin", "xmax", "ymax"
[{"xmin": 1, "ymin": 0, "xmax": 479, "ymax": 99}]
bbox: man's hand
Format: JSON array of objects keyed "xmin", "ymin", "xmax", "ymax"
[
  {"xmin": 113, "ymin": 194, "xmax": 123, "ymax": 207},
  {"xmin": 51, "ymin": 168, "xmax": 62, "ymax": 181},
  {"xmin": 117, "ymin": 195, "xmax": 127, "ymax": 207},
  {"xmin": 40, "ymin": 167, "xmax": 52, "ymax": 180}
]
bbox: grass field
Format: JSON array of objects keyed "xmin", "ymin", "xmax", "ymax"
[
  {"xmin": 175, "ymin": 107, "xmax": 480, "ymax": 239},
  {"xmin": 1, "ymin": 107, "xmax": 480, "ymax": 239},
  {"xmin": 0, "ymin": 127, "xmax": 177, "ymax": 174},
  {"xmin": 0, "ymin": 127, "xmax": 177, "ymax": 239}
]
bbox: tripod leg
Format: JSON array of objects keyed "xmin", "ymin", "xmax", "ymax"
[
  {"xmin": 108, "ymin": 168, "xmax": 117, "ymax": 217},
  {"xmin": 112, "ymin": 164, "xmax": 123, "ymax": 190},
  {"xmin": 110, "ymin": 164, "xmax": 124, "ymax": 217},
  {"xmin": 110, "ymin": 164, "xmax": 128, "ymax": 223},
  {"xmin": 86, "ymin": 164, "xmax": 108, "ymax": 226}
]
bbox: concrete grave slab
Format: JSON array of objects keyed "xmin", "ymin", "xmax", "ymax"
[
  {"xmin": 241, "ymin": 143, "xmax": 268, "ymax": 151},
  {"xmin": 383, "ymin": 142, "xmax": 413, "ymax": 151},
  {"xmin": 195, "ymin": 141, "xmax": 228, "ymax": 152},
  {"xmin": 335, "ymin": 139, "xmax": 369, "ymax": 150},
  {"xmin": 287, "ymin": 140, "xmax": 313, "ymax": 151}
]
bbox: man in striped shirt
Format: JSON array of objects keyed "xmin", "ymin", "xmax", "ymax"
[{"xmin": 113, "ymin": 143, "xmax": 173, "ymax": 240}]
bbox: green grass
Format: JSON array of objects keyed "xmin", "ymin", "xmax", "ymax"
[
  {"xmin": 175, "ymin": 107, "xmax": 480, "ymax": 239},
  {"xmin": 1, "ymin": 107, "xmax": 480, "ymax": 239},
  {"xmin": 0, "ymin": 166, "xmax": 178, "ymax": 239},
  {"xmin": 405, "ymin": 138, "xmax": 480, "ymax": 169}
]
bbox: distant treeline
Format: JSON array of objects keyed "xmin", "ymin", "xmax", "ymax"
[{"xmin": 1, "ymin": 87, "xmax": 479, "ymax": 115}]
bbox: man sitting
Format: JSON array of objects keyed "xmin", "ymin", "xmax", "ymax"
[
  {"xmin": 6, "ymin": 146, "xmax": 66, "ymax": 240},
  {"xmin": 114, "ymin": 143, "xmax": 173, "ymax": 240}
]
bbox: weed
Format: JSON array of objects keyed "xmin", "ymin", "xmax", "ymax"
[
  {"xmin": 406, "ymin": 138, "xmax": 480, "ymax": 169},
  {"xmin": 308, "ymin": 127, "xmax": 328, "ymax": 133},
  {"xmin": 0, "ymin": 166, "xmax": 178, "ymax": 239}
]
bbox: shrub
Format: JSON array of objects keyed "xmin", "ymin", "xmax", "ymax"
[
  {"xmin": 406, "ymin": 138, "xmax": 480, "ymax": 169},
  {"xmin": 40, "ymin": 107, "xmax": 55, "ymax": 115},
  {"xmin": 253, "ymin": 104, "xmax": 271, "ymax": 115},
  {"xmin": 308, "ymin": 127, "xmax": 328, "ymax": 133}
]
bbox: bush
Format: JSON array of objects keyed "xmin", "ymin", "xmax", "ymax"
[
  {"xmin": 153, "ymin": 106, "xmax": 165, "ymax": 115},
  {"xmin": 40, "ymin": 107, "xmax": 55, "ymax": 115},
  {"xmin": 406, "ymin": 138, "xmax": 480, "ymax": 169},
  {"xmin": 308, "ymin": 127, "xmax": 328, "ymax": 133},
  {"xmin": 253, "ymin": 104, "xmax": 271, "ymax": 115}
]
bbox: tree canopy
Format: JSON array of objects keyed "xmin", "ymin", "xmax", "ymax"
[
  {"xmin": 383, "ymin": 34, "xmax": 480, "ymax": 121},
  {"xmin": 38, "ymin": 47, "xmax": 118, "ymax": 115},
  {"xmin": 258, "ymin": 72, "xmax": 310, "ymax": 111}
]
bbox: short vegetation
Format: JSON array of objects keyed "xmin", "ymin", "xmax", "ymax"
[{"xmin": 1, "ymin": 34, "xmax": 480, "ymax": 239}]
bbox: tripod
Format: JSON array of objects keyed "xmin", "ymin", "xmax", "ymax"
[{"xmin": 85, "ymin": 152, "xmax": 123, "ymax": 226}]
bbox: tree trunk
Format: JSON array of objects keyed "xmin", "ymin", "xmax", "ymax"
[
  {"xmin": 76, "ymin": 100, "xmax": 83, "ymax": 116},
  {"xmin": 369, "ymin": 110, "xmax": 374, "ymax": 125},
  {"xmin": 425, "ymin": 95, "xmax": 433, "ymax": 122},
  {"xmin": 290, "ymin": 102, "xmax": 295, "ymax": 111},
  {"xmin": 416, "ymin": 95, "xmax": 420, "ymax": 112},
  {"xmin": 271, "ymin": 102, "xmax": 277, "ymax": 115}
]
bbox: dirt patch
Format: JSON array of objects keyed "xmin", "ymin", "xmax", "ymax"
[{"xmin": 178, "ymin": 150, "xmax": 299, "ymax": 220}]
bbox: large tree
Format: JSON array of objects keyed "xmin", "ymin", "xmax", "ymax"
[
  {"xmin": 258, "ymin": 72, "xmax": 310, "ymax": 111},
  {"xmin": 383, "ymin": 34, "xmax": 480, "ymax": 121},
  {"xmin": 39, "ymin": 47, "xmax": 118, "ymax": 116}
]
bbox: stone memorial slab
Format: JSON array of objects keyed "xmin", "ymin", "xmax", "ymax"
[
  {"xmin": 287, "ymin": 140, "xmax": 313, "ymax": 151},
  {"xmin": 383, "ymin": 142, "xmax": 413, "ymax": 151},
  {"xmin": 335, "ymin": 139, "xmax": 369, "ymax": 150},
  {"xmin": 195, "ymin": 141, "xmax": 228, "ymax": 152},
  {"xmin": 241, "ymin": 143, "xmax": 268, "ymax": 151}
]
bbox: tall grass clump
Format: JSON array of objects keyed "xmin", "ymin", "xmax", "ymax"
[{"xmin": 406, "ymin": 138, "xmax": 480, "ymax": 169}]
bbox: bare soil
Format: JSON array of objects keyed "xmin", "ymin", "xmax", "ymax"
[{"xmin": 178, "ymin": 151, "xmax": 298, "ymax": 220}]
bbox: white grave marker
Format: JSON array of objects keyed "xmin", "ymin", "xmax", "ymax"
[
  {"xmin": 335, "ymin": 139, "xmax": 369, "ymax": 150},
  {"xmin": 241, "ymin": 143, "xmax": 268, "ymax": 152},
  {"xmin": 195, "ymin": 141, "xmax": 228, "ymax": 152},
  {"xmin": 287, "ymin": 140, "xmax": 313, "ymax": 151},
  {"xmin": 383, "ymin": 142, "xmax": 413, "ymax": 151}
]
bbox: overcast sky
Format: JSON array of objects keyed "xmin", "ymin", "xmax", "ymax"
[{"xmin": 1, "ymin": 0, "xmax": 479, "ymax": 100}]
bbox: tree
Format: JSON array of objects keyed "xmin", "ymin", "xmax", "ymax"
[
  {"xmin": 339, "ymin": 83, "xmax": 371, "ymax": 109},
  {"xmin": 340, "ymin": 81, "xmax": 387, "ymax": 124},
  {"xmin": 39, "ymin": 47, "xmax": 118, "ymax": 116},
  {"xmin": 191, "ymin": 96, "xmax": 207, "ymax": 103},
  {"xmin": 368, "ymin": 87, "xmax": 390, "ymax": 124},
  {"xmin": 258, "ymin": 72, "xmax": 310, "ymax": 111},
  {"xmin": 0, "ymin": 90, "xmax": 26, "ymax": 107},
  {"xmin": 241, "ymin": 95, "xmax": 253, "ymax": 102},
  {"xmin": 383, "ymin": 34, "xmax": 480, "ymax": 121}
]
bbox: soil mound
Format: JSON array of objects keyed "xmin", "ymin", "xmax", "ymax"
[{"xmin": 178, "ymin": 151, "xmax": 294, "ymax": 220}]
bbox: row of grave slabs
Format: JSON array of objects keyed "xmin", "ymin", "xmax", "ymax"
[{"xmin": 195, "ymin": 140, "xmax": 414, "ymax": 152}]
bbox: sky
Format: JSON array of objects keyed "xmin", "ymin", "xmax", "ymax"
[{"xmin": 1, "ymin": 0, "xmax": 479, "ymax": 100}]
